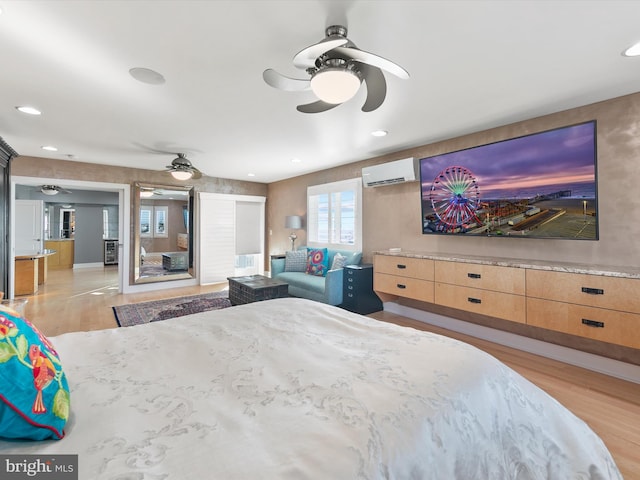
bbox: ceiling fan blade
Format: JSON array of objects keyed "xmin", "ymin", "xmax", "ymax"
[
  {"xmin": 191, "ymin": 168, "xmax": 202, "ymax": 180},
  {"xmin": 263, "ymin": 69, "xmax": 311, "ymax": 92},
  {"xmin": 360, "ymin": 65, "xmax": 387, "ymax": 112},
  {"xmin": 333, "ymin": 46, "xmax": 409, "ymax": 79},
  {"xmin": 132, "ymin": 142, "xmax": 203, "ymax": 156},
  {"xmin": 296, "ymin": 100, "xmax": 341, "ymax": 114},
  {"xmin": 292, "ymin": 38, "xmax": 348, "ymax": 69}
]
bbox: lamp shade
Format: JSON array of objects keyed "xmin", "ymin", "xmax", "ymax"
[{"xmin": 284, "ymin": 215, "xmax": 302, "ymax": 229}]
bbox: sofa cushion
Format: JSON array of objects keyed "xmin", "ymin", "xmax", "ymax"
[
  {"xmin": 306, "ymin": 248, "xmax": 329, "ymax": 277},
  {"xmin": 284, "ymin": 250, "xmax": 307, "ymax": 272},
  {"xmin": 275, "ymin": 272, "xmax": 326, "ymax": 295}
]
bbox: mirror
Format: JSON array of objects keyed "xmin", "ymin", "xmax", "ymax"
[{"xmin": 133, "ymin": 182, "xmax": 194, "ymax": 284}]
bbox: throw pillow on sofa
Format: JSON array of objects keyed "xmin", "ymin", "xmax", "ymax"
[
  {"xmin": 284, "ymin": 250, "xmax": 307, "ymax": 272},
  {"xmin": 331, "ymin": 252, "xmax": 348, "ymax": 270},
  {"xmin": 306, "ymin": 248, "xmax": 329, "ymax": 276}
]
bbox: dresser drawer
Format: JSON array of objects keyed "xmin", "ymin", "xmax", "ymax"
[
  {"xmin": 526, "ymin": 270, "xmax": 640, "ymax": 314},
  {"xmin": 435, "ymin": 260, "xmax": 525, "ymax": 295},
  {"xmin": 435, "ymin": 282, "xmax": 526, "ymax": 323},
  {"xmin": 374, "ymin": 255, "xmax": 434, "ymax": 280},
  {"xmin": 527, "ymin": 298, "xmax": 640, "ymax": 349},
  {"xmin": 374, "ymin": 273, "xmax": 434, "ymax": 303}
]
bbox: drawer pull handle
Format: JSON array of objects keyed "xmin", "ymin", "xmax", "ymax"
[
  {"xmin": 582, "ymin": 319, "xmax": 605, "ymax": 328},
  {"xmin": 467, "ymin": 297, "xmax": 482, "ymax": 304},
  {"xmin": 397, "ymin": 284, "xmax": 407, "ymax": 289},
  {"xmin": 348, "ymin": 285, "xmax": 353, "ymax": 290},
  {"xmin": 581, "ymin": 287, "xmax": 604, "ymax": 295},
  {"xmin": 396, "ymin": 264, "xmax": 407, "ymax": 269},
  {"xmin": 348, "ymin": 278, "xmax": 353, "ymax": 282},
  {"xmin": 467, "ymin": 273, "xmax": 481, "ymax": 279}
]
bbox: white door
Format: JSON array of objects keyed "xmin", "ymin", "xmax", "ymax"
[
  {"xmin": 198, "ymin": 193, "xmax": 266, "ymax": 284},
  {"xmin": 15, "ymin": 200, "xmax": 44, "ymax": 254},
  {"xmin": 199, "ymin": 194, "xmax": 236, "ymax": 284}
]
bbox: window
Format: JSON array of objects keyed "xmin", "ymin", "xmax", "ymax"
[
  {"xmin": 154, "ymin": 206, "xmax": 168, "ymax": 238},
  {"xmin": 307, "ymin": 178, "xmax": 362, "ymax": 251},
  {"xmin": 140, "ymin": 206, "xmax": 169, "ymax": 238},
  {"xmin": 102, "ymin": 208, "xmax": 109, "ymax": 239},
  {"xmin": 140, "ymin": 207, "xmax": 152, "ymax": 238}
]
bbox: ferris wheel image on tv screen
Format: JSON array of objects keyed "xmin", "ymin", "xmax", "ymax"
[{"xmin": 429, "ymin": 166, "xmax": 481, "ymax": 231}]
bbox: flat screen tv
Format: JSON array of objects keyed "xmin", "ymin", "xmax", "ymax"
[{"xmin": 420, "ymin": 121, "xmax": 598, "ymax": 240}]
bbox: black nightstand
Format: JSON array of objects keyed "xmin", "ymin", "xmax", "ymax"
[{"xmin": 340, "ymin": 264, "xmax": 383, "ymax": 315}]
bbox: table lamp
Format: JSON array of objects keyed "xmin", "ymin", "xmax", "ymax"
[{"xmin": 285, "ymin": 215, "xmax": 302, "ymax": 250}]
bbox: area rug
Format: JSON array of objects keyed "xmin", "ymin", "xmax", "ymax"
[{"xmin": 113, "ymin": 291, "xmax": 231, "ymax": 327}]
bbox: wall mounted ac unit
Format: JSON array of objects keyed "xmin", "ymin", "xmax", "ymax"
[{"xmin": 362, "ymin": 157, "xmax": 418, "ymax": 187}]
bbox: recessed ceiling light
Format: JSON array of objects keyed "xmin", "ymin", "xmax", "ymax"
[
  {"xmin": 248, "ymin": 173, "xmax": 256, "ymax": 177},
  {"xmin": 129, "ymin": 67, "xmax": 166, "ymax": 85},
  {"xmin": 41, "ymin": 145, "xmax": 58, "ymax": 152},
  {"xmin": 16, "ymin": 106, "xmax": 42, "ymax": 115},
  {"xmin": 291, "ymin": 157, "xmax": 301, "ymax": 163},
  {"xmin": 623, "ymin": 41, "xmax": 640, "ymax": 57},
  {"xmin": 371, "ymin": 130, "xmax": 388, "ymax": 137}
]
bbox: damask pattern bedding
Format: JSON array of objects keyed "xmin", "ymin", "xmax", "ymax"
[{"xmin": 0, "ymin": 298, "xmax": 621, "ymax": 479}]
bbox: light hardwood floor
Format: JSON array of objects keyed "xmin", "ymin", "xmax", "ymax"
[{"xmin": 17, "ymin": 266, "xmax": 640, "ymax": 479}]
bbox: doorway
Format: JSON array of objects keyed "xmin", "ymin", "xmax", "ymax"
[{"xmin": 10, "ymin": 176, "xmax": 130, "ymax": 299}]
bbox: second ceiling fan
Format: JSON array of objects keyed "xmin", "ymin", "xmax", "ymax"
[
  {"xmin": 164, "ymin": 153, "xmax": 202, "ymax": 180},
  {"xmin": 263, "ymin": 25, "xmax": 409, "ymax": 113}
]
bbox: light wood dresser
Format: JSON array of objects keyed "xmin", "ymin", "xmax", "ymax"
[{"xmin": 374, "ymin": 251, "xmax": 640, "ymax": 350}]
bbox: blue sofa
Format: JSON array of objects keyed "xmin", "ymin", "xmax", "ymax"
[{"xmin": 270, "ymin": 247, "xmax": 362, "ymax": 305}]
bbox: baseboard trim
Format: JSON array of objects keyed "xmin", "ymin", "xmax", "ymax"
[
  {"xmin": 384, "ymin": 302, "xmax": 640, "ymax": 384},
  {"xmin": 73, "ymin": 262, "xmax": 105, "ymax": 269}
]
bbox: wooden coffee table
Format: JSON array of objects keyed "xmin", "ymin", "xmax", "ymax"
[{"xmin": 227, "ymin": 274, "xmax": 289, "ymax": 305}]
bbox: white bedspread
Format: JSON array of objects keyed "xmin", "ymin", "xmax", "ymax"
[{"xmin": 0, "ymin": 298, "xmax": 621, "ymax": 479}]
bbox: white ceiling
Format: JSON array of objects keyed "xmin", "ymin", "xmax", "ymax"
[{"xmin": 1, "ymin": 0, "xmax": 640, "ymax": 184}]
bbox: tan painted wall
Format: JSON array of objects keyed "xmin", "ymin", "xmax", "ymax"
[{"xmin": 268, "ymin": 92, "xmax": 640, "ymax": 270}]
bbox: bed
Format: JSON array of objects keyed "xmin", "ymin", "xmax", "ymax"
[{"xmin": 0, "ymin": 298, "xmax": 621, "ymax": 479}]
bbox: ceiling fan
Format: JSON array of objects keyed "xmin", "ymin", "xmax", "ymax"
[
  {"xmin": 40, "ymin": 185, "xmax": 72, "ymax": 196},
  {"xmin": 263, "ymin": 25, "xmax": 409, "ymax": 113},
  {"xmin": 164, "ymin": 153, "xmax": 202, "ymax": 180}
]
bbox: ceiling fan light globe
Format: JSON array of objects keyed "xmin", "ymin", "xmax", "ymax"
[
  {"xmin": 41, "ymin": 186, "xmax": 59, "ymax": 195},
  {"xmin": 170, "ymin": 170, "xmax": 193, "ymax": 181},
  {"xmin": 310, "ymin": 68, "xmax": 361, "ymax": 104}
]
